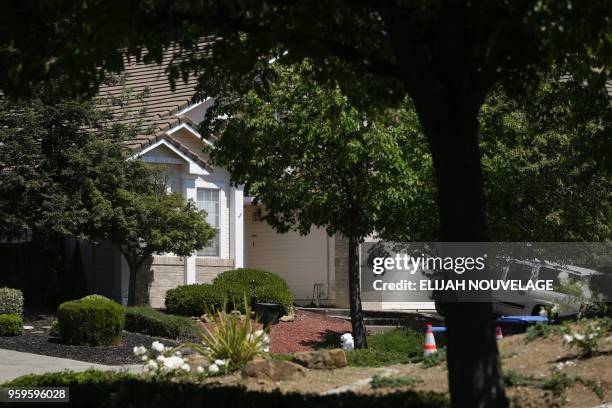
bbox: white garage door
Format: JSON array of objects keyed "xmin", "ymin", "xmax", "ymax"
[{"xmin": 244, "ymin": 205, "xmax": 330, "ymax": 304}]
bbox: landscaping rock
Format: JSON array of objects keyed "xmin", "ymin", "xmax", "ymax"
[
  {"xmin": 241, "ymin": 359, "xmax": 306, "ymax": 381},
  {"xmin": 23, "ymin": 326, "xmax": 34, "ymax": 330},
  {"xmin": 292, "ymin": 349, "xmax": 347, "ymax": 369},
  {"xmin": 279, "ymin": 313, "xmax": 294, "ymax": 322}
]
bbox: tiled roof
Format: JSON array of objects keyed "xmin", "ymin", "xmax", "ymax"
[{"xmin": 96, "ymin": 48, "xmax": 206, "ymax": 164}]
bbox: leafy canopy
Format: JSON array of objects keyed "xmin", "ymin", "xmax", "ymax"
[{"xmin": 206, "ymin": 62, "xmax": 436, "ymax": 241}]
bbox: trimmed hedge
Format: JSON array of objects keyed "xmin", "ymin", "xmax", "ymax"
[
  {"xmin": 125, "ymin": 307, "xmax": 197, "ymax": 339},
  {"xmin": 0, "ymin": 287, "xmax": 24, "ymax": 316},
  {"xmin": 165, "ymin": 284, "xmax": 226, "ymax": 317},
  {"xmin": 2, "ymin": 369, "xmax": 448, "ymax": 408},
  {"xmin": 0, "ymin": 314, "xmax": 23, "ymax": 336},
  {"xmin": 57, "ymin": 297, "xmax": 125, "ymax": 346},
  {"xmin": 214, "ymin": 268, "xmax": 293, "ymax": 314},
  {"xmin": 165, "ymin": 268, "xmax": 294, "ymax": 316}
]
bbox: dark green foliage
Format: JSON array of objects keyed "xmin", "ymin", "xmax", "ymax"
[
  {"xmin": 525, "ymin": 323, "xmax": 556, "ymax": 342},
  {"xmin": 0, "ymin": 314, "xmax": 23, "ymax": 336},
  {"xmin": 503, "ymin": 369, "xmax": 533, "ymax": 387},
  {"xmin": 49, "ymin": 319, "xmax": 60, "ymax": 337},
  {"xmin": 125, "ymin": 307, "xmax": 196, "ymax": 339},
  {"xmin": 57, "ymin": 297, "xmax": 125, "ymax": 346},
  {"xmin": 370, "ymin": 375, "xmax": 422, "ymax": 389},
  {"xmin": 0, "ymin": 287, "xmax": 24, "ymax": 316},
  {"xmin": 165, "ymin": 269, "xmax": 294, "ymax": 317},
  {"xmin": 347, "ymin": 349, "xmax": 413, "ymax": 367},
  {"xmin": 344, "ymin": 328, "xmax": 424, "ymax": 367},
  {"xmin": 421, "ymin": 349, "xmax": 447, "ymax": 369},
  {"xmin": 2, "ymin": 369, "xmax": 449, "ymax": 408},
  {"xmin": 164, "ymin": 284, "xmax": 227, "ymax": 317},
  {"xmin": 212, "ymin": 268, "xmax": 294, "ymax": 315}
]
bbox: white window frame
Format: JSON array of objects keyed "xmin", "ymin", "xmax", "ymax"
[{"xmin": 194, "ymin": 179, "xmax": 227, "ymax": 259}]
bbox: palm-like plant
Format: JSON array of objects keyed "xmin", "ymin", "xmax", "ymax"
[{"xmin": 187, "ymin": 298, "xmax": 267, "ymax": 371}]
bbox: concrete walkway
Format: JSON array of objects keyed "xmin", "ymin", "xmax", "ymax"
[{"xmin": 0, "ymin": 349, "xmax": 142, "ymax": 383}]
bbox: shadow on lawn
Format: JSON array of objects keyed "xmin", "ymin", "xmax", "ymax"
[{"xmin": 299, "ymin": 330, "xmax": 344, "ymax": 349}]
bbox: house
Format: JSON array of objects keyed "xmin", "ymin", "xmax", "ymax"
[
  {"xmin": 75, "ymin": 55, "xmax": 343, "ymax": 309},
  {"xmin": 86, "ymin": 55, "xmax": 433, "ymax": 311}
]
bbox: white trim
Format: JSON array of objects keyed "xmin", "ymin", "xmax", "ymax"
[
  {"xmin": 131, "ymin": 139, "xmax": 208, "ymax": 176},
  {"xmin": 175, "ymin": 100, "xmax": 205, "ymax": 116},
  {"xmin": 166, "ymin": 122, "xmax": 214, "ymax": 147},
  {"xmin": 194, "ymin": 180, "xmax": 229, "ymax": 259},
  {"xmin": 230, "ymin": 185, "xmax": 244, "ymax": 268},
  {"xmin": 184, "ymin": 176, "xmax": 198, "ymax": 283}
]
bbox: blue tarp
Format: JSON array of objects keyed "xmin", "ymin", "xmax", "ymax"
[{"xmin": 496, "ymin": 316, "xmax": 549, "ymax": 324}]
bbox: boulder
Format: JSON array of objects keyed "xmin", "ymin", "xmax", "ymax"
[
  {"xmin": 279, "ymin": 313, "xmax": 294, "ymax": 322},
  {"xmin": 241, "ymin": 359, "xmax": 306, "ymax": 381},
  {"xmin": 292, "ymin": 349, "xmax": 347, "ymax": 369}
]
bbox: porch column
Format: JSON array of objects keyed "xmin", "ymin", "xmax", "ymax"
[
  {"xmin": 230, "ymin": 185, "xmax": 244, "ymax": 268},
  {"xmin": 184, "ymin": 176, "xmax": 197, "ymax": 284}
]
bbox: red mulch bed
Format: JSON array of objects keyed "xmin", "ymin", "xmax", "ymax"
[{"xmin": 268, "ymin": 310, "xmax": 351, "ymax": 353}]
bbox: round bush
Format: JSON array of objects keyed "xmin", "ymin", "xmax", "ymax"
[
  {"xmin": 0, "ymin": 287, "xmax": 24, "ymax": 316},
  {"xmin": 0, "ymin": 314, "xmax": 23, "ymax": 336},
  {"xmin": 57, "ymin": 297, "xmax": 125, "ymax": 346},
  {"xmin": 165, "ymin": 284, "xmax": 226, "ymax": 316},
  {"xmin": 212, "ymin": 268, "xmax": 294, "ymax": 315}
]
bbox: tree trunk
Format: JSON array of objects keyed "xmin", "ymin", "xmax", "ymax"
[
  {"xmin": 348, "ymin": 235, "xmax": 368, "ymax": 348},
  {"xmin": 127, "ymin": 260, "xmax": 139, "ymax": 307},
  {"xmin": 419, "ymin": 97, "xmax": 508, "ymax": 408}
]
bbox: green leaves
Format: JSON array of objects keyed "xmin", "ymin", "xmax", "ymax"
[{"xmin": 207, "ymin": 62, "xmax": 436, "ymax": 241}]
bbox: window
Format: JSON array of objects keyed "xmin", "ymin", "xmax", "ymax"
[
  {"xmin": 506, "ymin": 263, "xmax": 533, "ymax": 285},
  {"xmin": 538, "ymin": 267, "xmax": 562, "ymax": 290},
  {"xmin": 197, "ymin": 188, "xmax": 220, "ymax": 256}
]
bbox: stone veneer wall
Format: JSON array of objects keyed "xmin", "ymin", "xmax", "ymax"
[
  {"xmin": 146, "ymin": 256, "xmax": 234, "ymax": 308},
  {"xmin": 334, "ymin": 235, "xmax": 350, "ymax": 308},
  {"xmin": 196, "ymin": 258, "xmax": 234, "ymax": 283}
]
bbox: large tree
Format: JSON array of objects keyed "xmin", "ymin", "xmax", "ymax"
[
  {"xmin": 205, "ymin": 62, "xmax": 435, "ymax": 348},
  {"xmin": 1, "ymin": 2, "xmax": 610, "ymax": 406},
  {"xmin": 0, "ymin": 90, "xmax": 215, "ymax": 306}
]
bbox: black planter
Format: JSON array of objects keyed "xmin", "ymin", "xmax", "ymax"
[{"xmin": 254, "ymin": 302, "xmax": 281, "ymax": 328}]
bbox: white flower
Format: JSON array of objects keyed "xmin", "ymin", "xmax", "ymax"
[
  {"xmin": 214, "ymin": 359, "xmax": 226, "ymax": 366},
  {"xmin": 151, "ymin": 341, "xmax": 165, "ymax": 353},
  {"xmin": 197, "ymin": 366, "xmax": 205, "ymax": 374},
  {"xmin": 574, "ymin": 333, "xmax": 585, "ymax": 341},
  {"xmin": 563, "ymin": 334, "xmax": 574, "ymax": 343},
  {"xmin": 208, "ymin": 363, "xmax": 220, "ymax": 374},
  {"xmin": 141, "ymin": 355, "xmax": 148, "ymax": 362},
  {"xmin": 157, "ymin": 355, "xmax": 166, "ymax": 362},
  {"xmin": 539, "ymin": 308, "xmax": 548, "ymax": 317},
  {"xmin": 174, "ymin": 350, "xmax": 182, "ymax": 356},
  {"xmin": 180, "ymin": 363, "xmax": 191, "ymax": 372},
  {"xmin": 146, "ymin": 360, "xmax": 158, "ymax": 371},
  {"xmin": 133, "ymin": 345, "xmax": 147, "ymax": 356}
]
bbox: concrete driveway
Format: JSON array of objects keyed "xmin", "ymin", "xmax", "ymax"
[{"xmin": 0, "ymin": 349, "xmax": 142, "ymax": 383}]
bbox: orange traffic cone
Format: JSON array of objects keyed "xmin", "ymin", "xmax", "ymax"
[
  {"xmin": 495, "ymin": 326, "xmax": 503, "ymax": 340},
  {"xmin": 423, "ymin": 324, "xmax": 437, "ymax": 356}
]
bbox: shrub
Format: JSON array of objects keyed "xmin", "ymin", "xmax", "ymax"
[
  {"xmin": 81, "ymin": 294, "xmax": 111, "ymax": 302},
  {"xmin": 57, "ymin": 297, "xmax": 125, "ymax": 346},
  {"xmin": 0, "ymin": 314, "xmax": 23, "ymax": 336},
  {"xmin": 165, "ymin": 269, "xmax": 294, "ymax": 317},
  {"xmin": 421, "ymin": 348, "xmax": 446, "ymax": 368},
  {"xmin": 370, "ymin": 375, "xmax": 422, "ymax": 389},
  {"xmin": 188, "ymin": 302, "xmax": 267, "ymax": 371},
  {"xmin": 49, "ymin": 319, "xmax": 60, "ymax": 337},
  {"xmin": 562, "ymin": 321, "xmax": 605, "ymax": 357},
  {"xmin": 504, "ymin": 369, "xmax": 532, "ymax": 387},
  {"xmin": 165, "ymin": 284, "xmax": 226, "ymax": 317},
  {"xmin": 343, "ymin": 327, "xmax": 423, "ymax": 367},
  {"xmin": 125, "ymin": 307, "xmax": 196, "ymax": 339},
  {"xmin": 0, "ymin": 287, "xmax": 24, "ymax": 316},
  {"xmin": 525, "ymin": 323, "xmax": 555, "ymax": 342},
  {"xmin": 3, "ymin": 369, "xmax": 449, "ymax": 408},
  {"xmin": 212, "ymin": 268, "xmax": 294, "ymax": 315}
]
